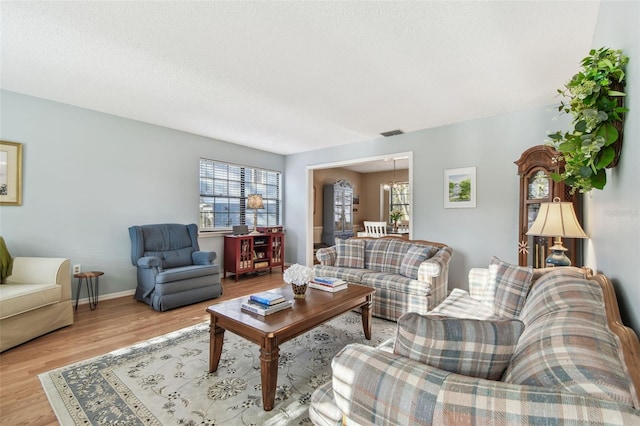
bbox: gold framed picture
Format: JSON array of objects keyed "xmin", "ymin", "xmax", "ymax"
[{"xmin": 0, "ymin": 141, "xmax": 23, "ymax": 206}]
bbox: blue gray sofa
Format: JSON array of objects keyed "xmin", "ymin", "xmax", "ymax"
[{"xmin": 128, "ymin": 223, "xmax": 222, "ymax": 311}]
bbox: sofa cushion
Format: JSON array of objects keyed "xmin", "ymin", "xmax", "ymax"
[
  {"xmin": 394, "ymin": 313, "xmax": 524, "ymax": 380},
  {"xmin": 312, "ymin": 265, "xmax": 371, "ymax": 283},
  {"xmin": 0, "ymin": 283, "xmax": 61, "ymax": 320},
  {"xmin": 490, "ymin": 256, "xmax": 533, "ymax": 319},
  {"xmin": 364, "ymin": 239, "xmax": 390, "ymax": 272},
  {"xmin": 400, "ymin": 245, "xmax": 434, "ymax": 279},
  {"xmin": 335, "ymin": 239, "xmax": 365, "ymax": 268},
  {"xmin": 361, "ymin": 272, "xmax": 434, "ymax": 320},
  {"xmin": 144, "ymin": 246, "xmax": 194, "ymax": 269},
  {"xmin": 429, "ymin": 288, "xmax": 500, "ymax": 320},
  {"xmin": 137, "ymin": 223, "xmax": 198, "ymax": 269},
  {"xmin": 383, "ymin": 240, "xmax": 414, "ymax": 274},
  {"xmin": 364, "ymin": 239, "xmax": 420, "ymax": 274},
  {"xmin": 518, "ymin": 268, "xmax": 589, "ymax": 326},
  {"xmin": 360, "ymin": 272, "xmax": 431, "ymax": 295},
  {"xmin": 504, "ymin": 272, "xmax": 637, "ymax": 408},
  {"xmin": 155, "ymin": 264, "xmax": 220, "ymax": 284}
]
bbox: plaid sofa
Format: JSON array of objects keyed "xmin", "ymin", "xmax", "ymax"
[
  {"xmin": 314, "ymin": 237, "xmax": 453, "ymax": 321},
  {"xmin": 309, "ymin": 267, "xmax": 640, "ymax": 425}
]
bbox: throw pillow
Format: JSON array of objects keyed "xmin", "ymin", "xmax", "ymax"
[
  {"xmin": 394, "ymin": 313, "xmax": 525, "ymax": 380},
  {"xmin": 0, "ymin": 236, "xmax": 13, "ymax": 283},
  {"xmin": 468, "ymin": 267, "xmax": 495, "ymax": 310},
  {"xmin": 399, "ymin": 245, "xmax": 433, "ymax": 279},
  {"xmin": 335, "ymin": 239, "xmax": 365, "ymax": 268},
  {"xmin": 490, "ymin": 256, "xmax": 534, "ymax": 319}
]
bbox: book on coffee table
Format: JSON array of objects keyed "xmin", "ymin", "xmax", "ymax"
[
  {"xmin": 241, "ymin": 299, "xmax": 292, "ymax": 316},
  {"xmin": 312, "ymin": 277, "xmax": 346, "ymax": 286},
  {"xmin": 309, "ymin": 282, "xmax": 347, "ymax": 292},
  {"xmin": 249, "ymin": 291, "xmax": 286, "ymax": 306}
]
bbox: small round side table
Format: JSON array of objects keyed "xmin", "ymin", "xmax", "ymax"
[{"xmin": 74, "ymin": 271, "xmax": 104, "ymax": 310}]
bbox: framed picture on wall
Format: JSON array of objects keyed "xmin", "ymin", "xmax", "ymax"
[
  {"xmin": 0, "ymin": 141, "xmax": 23, "ymax": 206},
  {"xmin": 444, "ymin": 167, "xmax": 476, "ymax": 208}
]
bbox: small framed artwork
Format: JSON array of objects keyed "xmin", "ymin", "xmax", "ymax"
[
  {"xmin": 0, "ymin": 141, "xmax": 23, "ymax": 206},
  {"xmin": 444, "ymin": 167, "xmax": 476, "ymax": 208}
]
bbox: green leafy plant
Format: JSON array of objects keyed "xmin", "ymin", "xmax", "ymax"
[
  {"xmin": 547, "ymin": 47, "xmax": 628, "ymax": 193},
  {"xmin": 389, "ymin": 209, "xmax": 403, "ymax": 224}
]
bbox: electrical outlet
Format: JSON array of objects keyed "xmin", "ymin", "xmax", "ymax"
[{"xmin": 73, "ymin": 264, "xmax": 81, "ymax": 274}]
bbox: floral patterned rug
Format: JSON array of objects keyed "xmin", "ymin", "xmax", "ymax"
[{"xmin": 39, "ymin": 312, "xmax": 396, "ymax": 425}]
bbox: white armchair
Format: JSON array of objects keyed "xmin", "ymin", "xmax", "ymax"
[{"xmin": 0, "ymin": 257, "xmax": 73, "ymax": 352}]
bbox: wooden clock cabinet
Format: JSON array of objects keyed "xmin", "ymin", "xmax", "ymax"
[{"xmin": 515, "ymin": 145, "xmax": 583, "ymax": 268}]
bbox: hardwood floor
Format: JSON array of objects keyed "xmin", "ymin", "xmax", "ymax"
[{"xmin": 0, "ymin": 273, "xmax": 284, "ymax": 426}]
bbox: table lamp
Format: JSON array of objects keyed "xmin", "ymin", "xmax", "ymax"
[
  {"xmin": 526, "ymin": 197, "xmax": 587, "ymax": 267},
  {"xmin": 247, "ymin": 194, "xmax": 264, "ymax": 235}
]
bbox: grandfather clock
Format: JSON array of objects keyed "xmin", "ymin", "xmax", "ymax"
[{"xmin": 515, "ymin": 145, "xmax": 583, "ymax": 268}]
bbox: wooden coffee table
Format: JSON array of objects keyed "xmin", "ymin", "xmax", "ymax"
[{"xmin": 207, "ymin": 283, "xmax": 374, "ymax": 411}]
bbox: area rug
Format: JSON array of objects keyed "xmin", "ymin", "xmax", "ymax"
[{"xmin": 39, "ymin": 312, "xmax": 396, "ymax": 425}]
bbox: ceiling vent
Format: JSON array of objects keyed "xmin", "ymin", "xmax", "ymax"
[{"xmin": 380, "ymin": 129, "xmax": 404, "ymax": 137}]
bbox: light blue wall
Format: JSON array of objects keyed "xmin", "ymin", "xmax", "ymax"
[
  {"xmin": 285, "ymin": 106, "xmax": 567, "ymax": 288},
  {"xmin": 584, "ymin": 1, "xmax": 639, "ymax": 333},
  {"xmin": 0, "ymin": 90, "xmax": 284, "ymax": 299}
]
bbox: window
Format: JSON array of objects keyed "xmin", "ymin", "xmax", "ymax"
[
  {"xmin": 390, "ymin": 182, "xmax": 410, "ymax": 221},
  {"xmin": 199, "ymin": 159, "xmax": 281, "ymax": 231}
]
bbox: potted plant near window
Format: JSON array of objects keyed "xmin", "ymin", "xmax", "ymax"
[
  {"xmin": 547, "ymin": 47, "xmax": 628, "ymax": 193},
  {"xmin": 389, "ymin": 209, "xmax": 403, "ymax": 231}
]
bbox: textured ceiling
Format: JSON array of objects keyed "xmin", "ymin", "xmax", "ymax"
[{"xmin": 1, "ymin": 1, "xmax": 600, "ymax": 155}]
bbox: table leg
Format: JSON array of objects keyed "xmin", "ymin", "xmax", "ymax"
[
  {"xmin": 260, "ymin": 336, "xmax": 280, "ymax": 411},
  {"xmin": 361, "ymin": 294, "xmax": 372, "ymax": 340},
  {"xmin": 74, "ymin": 277, "xmax": 82, "ymax": 310},
  {"xmin": 88, "ymin": 275, "xmax": 99, "ymax": 310},
  {"xmin": 208, "ymin": 316, "xmax": 225, "ymax": 373}
]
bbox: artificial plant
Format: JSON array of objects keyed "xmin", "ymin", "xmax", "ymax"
[{"xmin": 547, "ymin": 47, "xmax": 628, "ymax": 193}]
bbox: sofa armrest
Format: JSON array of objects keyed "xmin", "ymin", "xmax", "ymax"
[
  {"xmin": 417, "ymin": 246, "xmax": 453, "ymax": 308},
  {"xmin": 6, "ymin": 257, "xmax": 70, "ymax": 285},
  {"xmin": 332, "ymin": 344, "xmax": 640, "ymax": 425},
  {"xmin": 136, "ymin": 256, "xmax": 162, "ymax": 268},
  {"xmin": 192, "ymin": 250, "xmax": 216, "ymax": 265},
  {"xmin": 417, "ymin": 246, "xmax": 452, "ymax": 279},
  {"xmin": 332, "ymin": 343, "xmax": 451, "ymax": 425},
  {"xmin": 5, "ymin": 257, "xmax": 71, "ymax": 302},
  {"xmin": 316, "ymin": 246, "xmax": 337, "ymax": 266}
]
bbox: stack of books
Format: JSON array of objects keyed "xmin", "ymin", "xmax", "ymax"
[
  {"xmin": 241, "ymin": 291, "xmax": 292, "ymax": 316},
  {"xmin": 309, "ymin": 276, "xmax": 347, "ymax": 292}
]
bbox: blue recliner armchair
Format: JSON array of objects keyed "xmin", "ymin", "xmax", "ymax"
[{"xmin": 128, "ymin": 223, "xmax": 222, "ymax": 311}]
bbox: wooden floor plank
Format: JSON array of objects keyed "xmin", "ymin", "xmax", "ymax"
[{"xmin": 0, "ymin": 273, "xmax": 284, "ymax": 425}]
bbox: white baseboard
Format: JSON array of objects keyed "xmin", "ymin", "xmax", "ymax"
[{"xmin": 75, "ymin": 289, "xmax": 135, "ymax": 306}]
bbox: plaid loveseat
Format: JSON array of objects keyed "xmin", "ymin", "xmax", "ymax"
[
  {"xmin": 309, "ymin": 265, "xmax": 640, "ymax": 425},
  {"xmin": 314, "ymin": 237, "xmax": 453, "ymax": 321}
]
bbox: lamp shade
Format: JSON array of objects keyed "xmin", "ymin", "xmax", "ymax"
[
  {"xmin": 247, "ymin": 194, "xmax": 264, "ymax": 209},
  {"xmin": 526, "ymin": 198, "xmax": 587, "ymax": 238}
]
